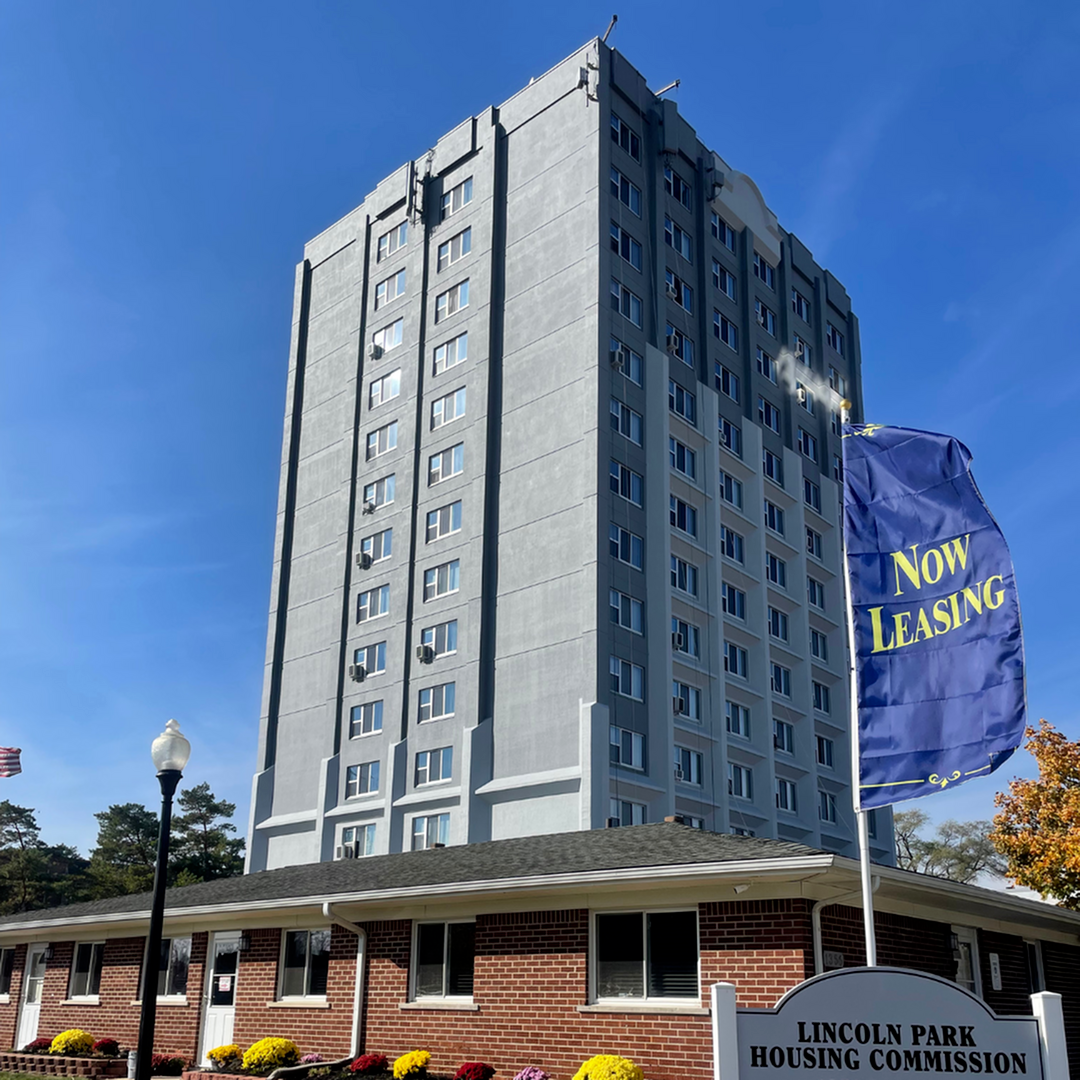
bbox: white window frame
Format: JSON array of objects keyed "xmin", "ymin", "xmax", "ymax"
[
  {"xmin": 278, "ymin": 929, "xmax": 332, "ymax": 1001},
  {"xmin": 726, "ymin": 701, "xmax": 750, "ymax": 738},
  {"xmin": 361, "ymin": 527, "xmax": 393, "ymax": 565},
  {"xmin": 353, "ymin": 641, "xmax": 386, "ymax": 677},
  {"xmin": 610, "ymin": 725, "xmax": 645, "ymax": 770},
  {"xmin": 611, "ymin": 221, "xmax": 643, "ymax": 271},
  {"xmin": 434, "ymin": 331, "xmax": 468, "ymax": 375},
  {"xmin": 773, "ymin": 718, "xmax": 794, "ymax": 755},
  {"xmin": 366, "ymin": 420, "xmax": 398, "ymax": 460},
  {"xmin": 775, "ymin": 777, "xmax": 798, "ymax": 813},
  {"xmin": 410, "ymin": 919, "xmax": 475, "ymax": 1000},
  {"xmin": 357, "ymin": 584, "xmax": 390, "ymax": 623},
  {"xmin": 664, "ymin": 165, "xmax": 693, "ymax": 210},
  {"xmin": 772, "ymin": 662, "xmax": 792, "ymax": 698},
  {"xmin": 722, "ymin": 583, "xmax": 746, "ymax": 620},
  {"xmin": 951, "ymin": 926, "xmax": 982, "ymax": 997},
  {"xmin": 345, "ymin": 760, "xmax": 380, "ymax": 798},
  {"xmin": 437, "ymin": 227, "xmax": 472, "ymax": 273},
  {"xmin": 590, "ymin": 908, "xmax": 700, "ymax": 1004},
  {"xmin": 610, "ymin": 167, "xmax": 642, "ymax": 216},
  {"xmin": 372, "ymin": 318, "xmax": 403, "ymax": 355},
  {"xmin": 412, "ymin": 812, "xmax": 451, "ymax": 850},
  {"xmin": 724, "ymin": 641, "xmax": 748, "ymax": 678},
  {"xmin": 728, "ymin": 762, "xmax": 753, "ymax": 799},
  {"xmin": 350, "ymin": 700, "xmax": 383, "ymax": 737},
  {"xmin": 426, "ymin": 501, "xmax": 462, "ymax": 543},
  {"xmin": 369, "ymin": 369, "xmax": 401, "ymax": 409},
  {"xmin": 435, "ymin": 279, "xmax": 469, "ymax": 322},
  {"xmin": 377, "ymin": 221, "xmax": 407, "ymax": 262},
  {"xmin": 415, "ymin": 746, "xmax": 453, "ymax": 786},
  {"xmin": 754, "ymin": 252, "xmax": 775, "ymax": 289},
  {"xmin": 68, "ymin": 941, "xmax": 105, "ymax": 1001},
  {"xmin": 429, "ymin": 443, "xmax": 464, "ymax": 485},
  {"xmin": 712, "ymin": 212, "xmax": 736, "ymax": 250},
  {"xmin": 669, "ymin": 437, "xmax": 697, "ymax": 480},
  {"xmin": 755, "ymin": 299, "xmax": 777, "ymax": 336},
  {"xmin": 610, "ymin": 655, "xmax": 645, "ymax": 701},
  {"xmin": 668, "ymin": 380, "xmax": 697, "ymax": 426},
  {"xmin": 375, "ymin": 268, "xmax": 406, "ymax": 309},
  {"xmin": 423, "ymin": 559, "xmax": 460, "ymax": 602},
  {"xmin": 819, "ymin": 790, "xmax": 838, "ymax": 824},
  {"xmin": 609, "ymin": 523, "xmax": 644, "ymax": 570},
  {"xmin": 611, "ymin": 397, "xmax": 643, "ymax": 446},
  {"xmin": 610, "ymin": 588, "xmax": 644, "ymax": 634},
  {"xmin": 817, "ymin": 735, "xmax": 834, "ymax": 769},
  {"xmin": 419, "ymin": 682, "xmax": 455, "ymax": 723},
  {"xmin": 421, "ymin": 619, "xmax": 458, "ymax": 658},
  {"xmin": 714, "ymin": 312, "xmax": 739, "ymax": 353},
  {"xmin": 431, "ymin": 387, "xmax": 466, "ymax": 430},
  {"xmin": 440, "ymin": 177, "xmax": 473, "ymax": 220}
]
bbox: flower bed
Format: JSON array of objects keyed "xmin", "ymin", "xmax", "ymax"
[{"xmin": 0, "ymin": 1051, "xmax": 129, "ymax": 1079}]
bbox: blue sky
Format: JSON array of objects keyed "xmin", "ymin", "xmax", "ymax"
[{"xmin": 2, "ymin": 0, "xmax": 1077, "ymax": 855}]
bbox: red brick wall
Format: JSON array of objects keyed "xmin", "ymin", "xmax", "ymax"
[
  {"xmin": 0, "ymin": 943, "xmax": 27, "ymax": 1049},
  {"xmin": 820, "ymin": 903, "xmax": 955, "ymax": 979}
]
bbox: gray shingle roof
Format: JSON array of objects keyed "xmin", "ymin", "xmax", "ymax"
[{"xmin": 0, "ymin": 823, "xmax": 825, "ymax": 928}]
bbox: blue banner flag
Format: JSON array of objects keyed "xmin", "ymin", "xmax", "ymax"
[{"xmin": 842, "ymin": 424, "xmax": 1026, "ymax": 810}]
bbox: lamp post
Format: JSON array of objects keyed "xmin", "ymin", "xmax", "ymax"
[{"xmin": 135, "ymin": 720, "xmax": 191, "ymax": 1080}]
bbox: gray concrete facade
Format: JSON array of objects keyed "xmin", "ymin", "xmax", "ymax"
[{"xmin": 247, "ymin": 40, "xmax": 895, "ymax": 872}]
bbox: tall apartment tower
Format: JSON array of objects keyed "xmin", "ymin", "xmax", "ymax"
[{"xmin": 247, "ymin": 40, "xmax": 895, "ymax": 872}]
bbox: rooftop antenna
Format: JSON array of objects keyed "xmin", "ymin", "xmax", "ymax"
[
  {"xmin": 602, "ymin": 14, "xmax": 618, "ymax": 44},
  {"xmin": 656, "ymin": 79, "xmax": 681, "ymax": 97}
]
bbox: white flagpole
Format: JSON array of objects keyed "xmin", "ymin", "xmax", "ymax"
[{"xmin": 840, "ymin": 401, "xmax": 877, "ymax": 967}]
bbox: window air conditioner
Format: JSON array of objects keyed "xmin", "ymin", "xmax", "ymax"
[
  {"xmin": 606, "ymin": 817, "xmax": 620, "ymax": 828},
  {"xmin": 356, "ymin": 551, "xmax": 373, "ymax": 570},
  {"xmin": 348, "ymin": 664, "xmax": 366, "ymax": 682},
  {"xmin": 672, "ymin": 631, "xmax": 686, "ymax": 650},
  {"xmin": 796, "ymin": 387, "xmax": 807, "ymax": 404},
  {"xmin": 416, "ymin": 644, "xmax": 435, "ymax": 663},
  {"xmin": 611, "ymin": 348, "xmax": 626, "ymax": 371},
  {"xmin": 368, "ymin": 342, "xmax": 382, "ymax": 360},
  {"xmin": 665, "ymin": 334, "xmax": 679, "ymax": 353},
  {"xmin": 674, "ymin": 766, "xmax": 685, "ymax": 782},
  {"xmin": 674, "ymin": 696, "xmax": 686, "ymax": 715},
  {"xmin": 362, "ymin": 502, "xmax": 376, "ymax": 515},
  {"xmin": 665, "ymin": 282, "xmax": 679, "ymax": 300},
  {"xmin": 335, "ymin": 843, "xmax": 358, "ymax": 860}
]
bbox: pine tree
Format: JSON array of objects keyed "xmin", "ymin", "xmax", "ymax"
[
  {"xmin": 88, "ymin": 802, "xmax": 159, "ymax": 897},
  {"xmin": 171, "ymin": 783, "xmax": 244, "ymax": 883}
]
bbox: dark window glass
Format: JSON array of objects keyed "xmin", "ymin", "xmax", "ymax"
[
  {"xmin": 596, "ymin": 912, "xmax": 644, "ymax": 998},
  {"xmin": 447, "ymin": 923, "xmax": 475, "ymax": 995},
  {"xmin": 416, "ymin": 923, "xmax": 445, "ymax": 997},
  {"xmin": 647, "ymin": 911, "xmax": 698, "ymax": 997}
]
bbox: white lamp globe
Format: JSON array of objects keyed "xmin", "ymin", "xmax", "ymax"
[{"xmin": 151, "ymin": 719, "xmax": 191, "ymax": 773}]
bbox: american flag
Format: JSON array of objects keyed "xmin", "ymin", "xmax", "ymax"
[{"xmin": 0, "ymin": 748, "xmax": 21, "ymax": 778}]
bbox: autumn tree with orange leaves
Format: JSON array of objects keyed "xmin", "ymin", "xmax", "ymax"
[{"xmin": 991, "ymin": 719, "xmax": 1080, "ymax": 908}]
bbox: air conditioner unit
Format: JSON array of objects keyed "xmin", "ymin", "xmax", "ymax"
[
  {"xmin": 606, "ymin": 817, "xmax": 620, "ymax": 829},
  {"xmin": 674, "ymin": 766, "xmax": 685, "ymax": 782},
  {"xmin": 672, "ymin": 631, "xmax": 686, "ymax": 650},
  {"xmin": 665, "ymin": 282, "xmax": 679, "ymax": 300},
  {"xmin": 416, "ymin": 644, "xmax": 435, "ymax": 663},
  {"xmin": 674, "ymin": 696, "xmax": 686, "ymax": 715},
  {"xmin": 335, "ymin": 843, "xmax": 358, "ymax": 860},
  {"xmin": 611, "ymin": 348, "xmax": 626, "ymax": 371},
  {"xmin": 348, "ymin": 664, "xmax": 367, "ymax": 682},
  {"xmin": 796, "ymin": 387, "xmax": 807, "ymax": 404},
  {"xmin": 355, "ymin": 551, "xmax": 373, "ymax": 571},
  {"xmin": 362, "ymin": 502, "xmax": 376, "ymax": 515},
  {"xmin": 368, "ymin": 341, "xmax": 383, "ymax": 360},
  {"xmin": 665, "ymin": 334, "xmax": 679, "ymax": 353}
]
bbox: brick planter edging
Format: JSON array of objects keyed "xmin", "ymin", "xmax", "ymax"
[{"xmin": 0, "ymin": 1052, "xmax": 129, "ymax": 1078}]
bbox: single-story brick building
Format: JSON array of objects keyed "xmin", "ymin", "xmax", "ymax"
[{"xmin": 0, "ymin": 823, "xmax": 1075, "ymax": 1080}]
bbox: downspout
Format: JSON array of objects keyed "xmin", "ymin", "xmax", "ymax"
[
  {"xmin": 812, "ymin": 876, "xmax": 880, "ymax": 975},
  {"xmin": 323, "ymin": 903, "xmax": 366, "ymax": 1056}
]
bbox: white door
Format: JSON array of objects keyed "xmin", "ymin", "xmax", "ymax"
[
  {"xmin": 199, "ymin": 932, "xmax": 241, "ymax": 1064},
  {"xmin": 15, "ymin": 945, "xmax": 47, "ymax": 1050}
]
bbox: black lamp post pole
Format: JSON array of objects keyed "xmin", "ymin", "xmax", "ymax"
[{"xmin": 135, "ymin": 769, "xmax": 181, "ymax": 1080}]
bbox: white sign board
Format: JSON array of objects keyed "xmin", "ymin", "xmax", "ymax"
[{"xmin": 735, "ymin": 968, "xmax": 1044, "ymax": 1080}]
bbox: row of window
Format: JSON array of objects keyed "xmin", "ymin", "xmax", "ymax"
[
  {"xmin": 726, "ymin": 764, "xmax": 840, "ymax": 821},
  {"xmin": 348, "ymin": 676, "xmax": 456, "ymax": 739},
  {"xmin": 344, "ymin": 744, "xmax": 452, "ymax": 801}
]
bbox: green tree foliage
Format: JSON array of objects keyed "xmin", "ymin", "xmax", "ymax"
[
  {"xmin": 0, "ymin": 801, "xmax": 91, "ymax": 913},
  {"xmin": 88, "ymin": 802, "xmax": 160, "ymax": 897},
  {"xmin": 171, "ymin": 783, "xmax": 245, "ymax": 883},
  {"xmin": 893, "ymin": 808, "xmax": 1005, "ymax": 883}
]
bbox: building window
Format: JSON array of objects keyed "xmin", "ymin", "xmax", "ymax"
[
  {"xmin": 1024, "ymin": 941, "xmax": 1045, "ymax": 995},
  {"xmin": 803, "ymin": 478, "xmax": 822, "ymax": 513},
  {"xmin": 69, "ymin": 942, "xmax": 104, "ymax": 999},
  {"xmin": 757, "ymin": 347, "xmax": 777, "ymax": 383},
  {"xmin": 611, "ymin": 398, "xmax": 643, "ymax": 445},
  {"xmin": 412, "ymin": 813, "xmax": 450, "ymax": 850},
  {"xmin": 373, "ymin": 319, "xmax": 403, "ymax": 355},
  {"xmin": 377, "ymin": 221, "xmax": 407, "ymax": 262},
  {"xmin": 833, "ymin": 454, "xmax": 843, "ymax": 483},
  {"xmin": 612, "ymin": 336, "xmax": 644, "ymax": 385},
  {"xmin": 799, "ymin": 428, "xmax": 819, "ymax": 463},
  {"xmin": 724, "ymin": 641, "xmax": 748, "ymax": 678},
  {"xmin": 610, "ymin": 523, "xmax": 643, "ymax": 570},
  {"xmin": 610, "ymin": 725, "xmax": 645, "ymax": 770},
  {"xmin": 375, "ymin": 269, "xmax": 406, "ymax": 309},
  {"xmin": 610, "ymin": 589, "xmax": 644, "ymax": 634},
  {"xmin": 369, "ymin": 369, "xmax": 401, "ymax": 409},
  {"xmin": 668, "ymin": 380, "xmax": 697, "ymax": 426},
  {"xmin": 714, "ymin": 312, "xmax": 739, "ymax": 353},
  {"xmin": 610, "ymin": 461, "xmax": 644, "ymax": 507},
  {"xmin": 665, "ymin": 269, "xmax": 693, "ymax": 313},
  {"xmin": 437, "ymin": 227, "xmax": 471, "ymax": 272},
  {"xmin": 360, "ymin": 528, "xmax": 393, "ymax": 565},
  {"xmin": 754, "ymin": 253, "xmax": 775, "ymax": 289},
  {"xmin": 421, "ymin": 619, "xmax": 458, "ymax": 658},
  {"xmin": 775, "ymin": 778, "xmax": 798, "ymax": 813},
  {"xmin": 346, "ymin": 761, "xmax": 380, "ymax": 798},
  {"xmin": 610, "ymin": 167, "xmax": 642, "ymax": 216},
  {"xmin": 731, "ymin": 826, "xmax": 755, "ymax": 837},
  {"xmin": 711, "ymin": 212, "xmax": 736, "ymax": 251},
  {"xmin": 434, "ymin": 331, "xmax": 468, "ymax": 375},
  {"xmin": 808, "ymin": 577, "xmax": 826, "ymax": 611},
  {"xmin": 670, "ymin": 496, "xmax": 697, "ymax": 538},
  {"xmin": 721, "ymin": 525, "xmax": 744, "ymax": 563},
  {"xmin": 429, "ymin": 443, "xmax": 464, "ymax": 484},
  {"xmin": 952, "ymin": 927, "xmax": 981, "ymax": 996},
  {"xmin": 813, "ymin": 681, "xmax": 832, "ymax": 714},
  {"xmin": 772, "ymin": 663, "xmax": 792, "ymax": 698},
  {"xmin": 827, "ymin": 322, "xmax": 845, "ymax": 356},
  {"xmin": 832, "ymin": 410, "xmax": 841, "ymax": 437},
  {"xmin": 665, "ymin": 216, "xmax": 693, "ymax": 261},
  {"xmin": 342, "ymin": 824, "xmax": 376, "ymax": 858},
  {"xmin": 817, "ymin": 735, "xmax": 834, "ymax": 768},
  {"xmin": 867, "ymin": 809, "xmax": 878, "ymax": 839},
  {"xmin": 810, "ymin": 629, "xmax": 828, "ymax": 663},
  {"xmin": 794, "ymin": 334, "xmax": 812, "ymax": 367},
  {"xmin": 416, "ymin": 747, "xmax": 453, "ymax": 785},
  {"xmin": 768, "ymin": 606, "xmax": 789, "ymax": 642},
  {"xmin": 764, "ymin": 499, "xmax": 785, "ymax": 536},
  {"xmin": 440, "ymin": 177, "xmax": 473, "ymax": 220},
  {"xmin": 357, "ymin": 584, "xmax": 390, "ymax": 622},
  {"xmin": 0, "ymin": 948, "xmax": 16, "ymax": 995},
  {"xmin": 665, "ymin": 324, "xmax": 694, "ymax": 366},
  {"xmin": 664, "ymin": 165, "xmax": 693, "ymax": 210},
  {"xmin": 797, "ymin": 383, "xmax": 815, "ymax": 415},
  {"xmin": 712, "ymin": 259, "xmax": 736, "ymax": 299},
  {"xmin": 609, "ymin": 799, "xmax": 646, "ymax": 827},
  {"xmin": 728, "ymin": 762, "xmax": 753, "ymax": 799},
  {"xmin": 763, "ymin": 449, "xmax": 783, "ymax": 487},
  {"xmin": 675, "ymin": 747, "xmax": 703, "ymax": 785},
  {"xmin": 280, "ymin": 930, "xmax": 331, "ymax": 999},
  {"xmin": 594, "ymin": 910, "xmax": 697, "ymax": 1000},
  {"xmin": 350, "ymin": 701, "xmax": 383, "ymax": 737},
  {"xmin": 766, "ymin": 553, "xmax": 787, "ymax": 588},
  {"xmin": 726, "ymin": 701, "xmax": 750, "ymax": 738},
  {"xmin": 669, "ymin": 438, "xmax": 697, "ymax": 480},
  {"xmin": 722, "ymin": 583, "xmax": 746, "ymax": 620},
  {"xmin": 819, "ymin": 790, "xmax": 838, "ymax": 824},
  {"xmin": 414, "ymin": 921, "xmax": 475, "ymax": 998},
  {"xmin": 673, "ymin": 682, "xmax": 701, "ymax": 721},
  {"xmin": 367, "ymin": 421, "xmax": 398, "ymax": 460},
  {"xmin": 611, "ymin": 222, "xmax": 643, "ymax": 271},
  {"xmin": 755, "ymin": 299, "xmax": 777, "ymax": 336},
  {"xmin": 611, "ymin": 111, "xmax": 641, "ymax": 160},
  {"xmin": 419, "ymin": 683, "xmax": 455, "ymax": 723},
  {"xmin": 773, "ymin": 718, "xmax": 794, "ymax": 754},
  {"xmin": 720, "ymin": 417, "xmax": 742, "ymax": 458},
  {"xmin": 792, "ymin": 288, "xmax": 812, "ymax": 324},
  {"xmin": 426, "ymin": 501, "xmax": 462, "ymax": 543},
  {"xmin": 720, "ymin": 471, "xmax": 743, "ymax": 509},
  {"xmin": 611, "ymin": 278, "xmax": 643, "ymax": 327},
  {"xmin": 672, "ymin": 617, "xmax": 700, "ymax": 658},
  {"xmin": 758, "ymin": 396, "xmax": 781, "ymax": 434},
  {"xmin": 670, "ymin": 556, "xmax": 698, "ymax": 597},
  {"xmin": 423, "ymin": 560, "xmax": 460, "ymax": 601},
  {"xmin": 435, "ymin": 279, "xmax": 469, "ymax": 322},
  {"xmin": 353, "ymin": 641, "xmax": 386, "ymax": 677},
  {"xmin": 610, "ymin": 656, "xmax": 644, "ymax": 701},
  {"xmin": 806, "ymin": 526, "xmax": 823, "ymax": 559},
  {"xmin": 716, "ymin": 363, "xmax": 740, "ymax": 403},
  {"xmin": 431, "ymin": 387, "xmax": 466, "ymax": 429}
]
